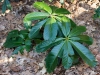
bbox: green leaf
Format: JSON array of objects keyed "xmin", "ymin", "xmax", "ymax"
[
  {"xmin": 34, "ymin": 2, "xmax": 52, "ymax": 14},
  {"xmin": 6, "ymin": 30, "xmax": 19, "ymax": 39},
  {"xmin": 69, "ymin": 26, "xmax": 86, "ymax": 37},
  {"xmin": 43, "ymin": 18, "xmax": 58, "ymax": 40},
  {"xmin": 45, "ymin": 42, "xmax": 64, "ymax": 73},
  {"xmin": 29, "ymin": 19, "xmax": 47, "ymax": 39},
  {"xmin": 70, "ymin": 41, "xmax": 97, "ymax": 67},
  {"xmin": 67, "ymin": 41, "xmax": 74, "ymax": 55},
  {"xmin": 62, "ymin": 48, "xmax": 73, "ymax": 69},
  {"xmin": 12, "ymin": 46, "xmax": 24, "ymax": 54},
  {"xmin": 3, "ymin": 37, "xmax": 24, "ymax": 48},
  {"xmin": 2, "ymin": 0, "xmax": 11, "ymax": 13},
  {"xmin": 6, "ymin": 0, "xmax": 11, "ymax": 10},
  {"xmin": 58, "ymin": 41, "xmax": 74, "ymax": 58},
  {"xmin": 70, "ymin": 19, "xmax": 77, "ymax": 28},
  {"xmin": 36, "ymin": 38, "xmax": 63, "ymax": 53},
  {"xmin": 25, "ymin": 40, "xmax": 32, "ymax": 52},
  {"xmin": 78, "ymin": 35, "xmax": 93, "ymax": 45},
  {"xmin": 23, "ymin": 12, "xmax": 49, "ymax": 28},
  {"xmin": 19, "ymin": 30, "xmax": 29, "ymax": 39},
  {"xmin": 50, "ymin": 6, "xmax": 58, "ymax": 13},
  {"xmin": 59, "ymin": 17, "xmax": 71, "ymax": 37},
  {"xmin": 55, "ymin": 8, "xmax": 70, "ymax": 15}
]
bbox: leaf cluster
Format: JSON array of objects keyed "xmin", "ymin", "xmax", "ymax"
[{"xmin": 4, "ymin": 1, "xmax": 97, "ymax": 73}]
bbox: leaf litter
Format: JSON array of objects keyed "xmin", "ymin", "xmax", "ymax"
[{"xmin": 0, "ymin": 0, "xmax": 100, "ymax": 75}]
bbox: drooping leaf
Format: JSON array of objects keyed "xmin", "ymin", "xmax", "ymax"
[
  {"xmin": 69, "ymin": 26, "xmax": 86, "ymax": 37},
  {"xmin": 23, "ymin": 12, "xmax": 49, "ymax": 28},
  {"xmin": 29, "ymin": 19, "xmax": 47, "ymax": 39},
  {"xmin": 59, "ymin": 17, "xmax": 71, "ymax": 37},
  {"xmin": 36, "ymin": 38, "xmax": 63, "ymax": 53},
  {"xmin": 78, "ymin": 35, "xmax": 93, "ymax": 45},
  {"xmin": 43, "ymin": 18, "xmax": 58, "ymax": 40},
  {"xmin": 34, "ymin": 2, "xmax": 52, "ymax": 14},
  {"xmin": 55, "ymin": 8, "xmax": 70, "ymax": 15},
  {"xmin": 45, "ymin": 42, "xmax": 64, "ymax": 73},
  {"xmin": 70, "ymin": 41, "xmax": 97, "ymax": 67}
]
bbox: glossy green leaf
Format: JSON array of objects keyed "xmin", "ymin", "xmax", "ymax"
[
  {"xmin": 43, "ymin": 18, "xmax": 58, "ymax": 40},
  {"xmin": 62, "ymin": 48, "xmax": 73, "ymax": 69},
  {"xmin": 59, "ymin": 17, "xmax": 71, "ymax": 37},
  {"xmin": 78, "ymin": 35, "xmax": 93, "ymax": 45},
  {"xmin": 29, "ymin": 19, "xmax": 47, "ymax": 39},
  {"xmin": 69, "ymin": 26, "xmax": 86, "ymax": 37},
  {"xmin": 36, "ymin": 38, "xmax": 63, "ymax": 53},
  {"xmin": 70, "ymin": 41, "xmax": 97, "ymax": 67},
  {"xmin": 34, "ymin": 2, "xmax": 52, "ymax": 14},
  {"xmin": 23, "ymin": 12, "xmax": 49, "ymax": 28},
  {"xmin": 55, "ymin": 8, "xmax": 70, "ymax": 15},
  {"xmin": 45, "ymin": 42, "xmax": 64, "ymax": 73}
]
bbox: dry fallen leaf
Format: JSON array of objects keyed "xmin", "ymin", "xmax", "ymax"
[{"xmin": 96, "ymin": 54, "xmax": 100, "ymax": 63}]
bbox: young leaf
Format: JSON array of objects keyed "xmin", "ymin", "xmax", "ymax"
[
  {"xmin": 70, "ymin": 41, "xmax": 97, "ymax": 67},
  {"xmin": 33, "ymin": 2, "xmax": 52, "ymax": 14},
  {"xmin": 69, "ymin": 26, "xmax": 86, "ymax": 37},
  {"xmin": 59, "ymin": 17, "xmax": 71, "ymax": 37},
  {"xmin": 55, "ymin": 8, "xmax": 70, "ymax": 15},
  {"xmin": 45, "ymin": 42, "xmax": 64, "ymax": 73},
  {"xmin": 43, "ymin": 18, "xmax": 58, "ymax": 40},
  {"xmin": 29, "ymin": 19, "xmax": 47, "ymax": 39},
  {"xmin": 78, "ymin": 35, "xmax": 93, "ymax": 45}
]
